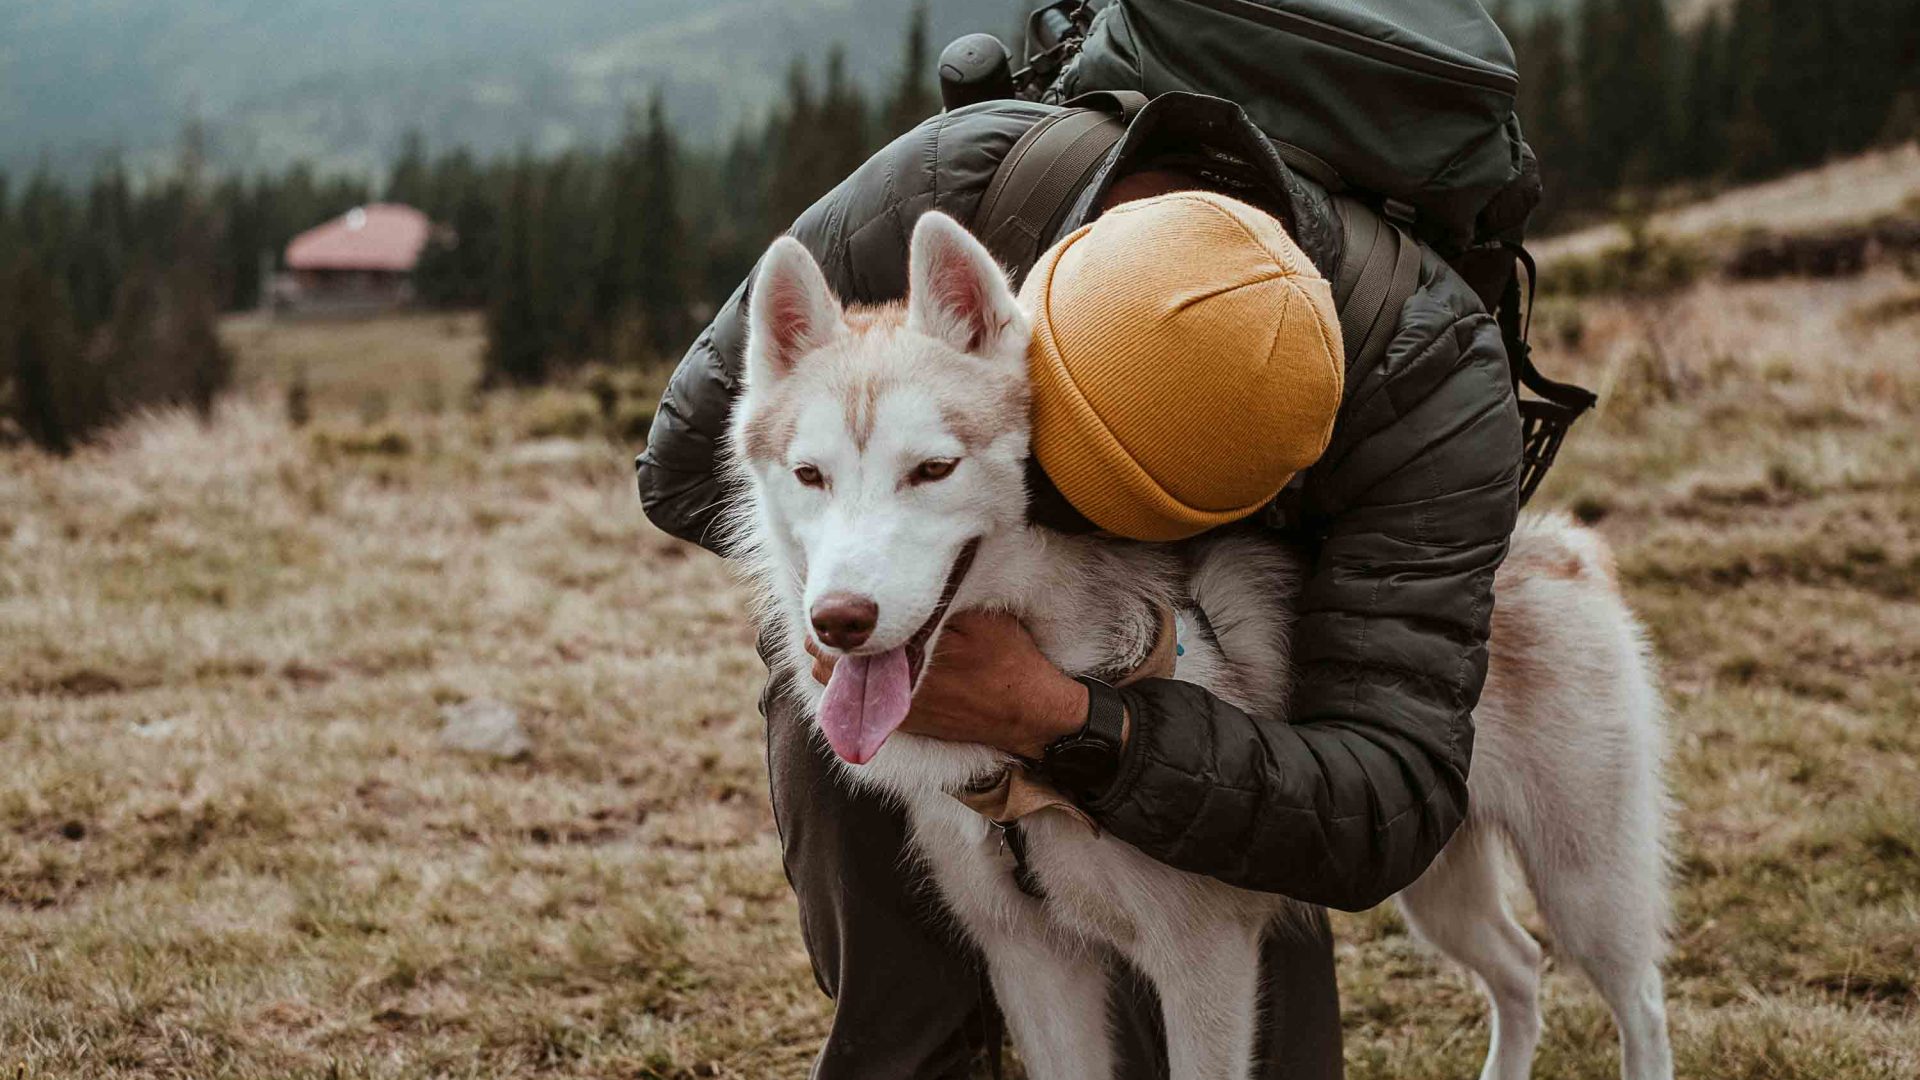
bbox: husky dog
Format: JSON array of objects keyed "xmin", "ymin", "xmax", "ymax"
[{"xmin": 724, "ymin": 211, "xmax": 1674, "ymax": 1080}]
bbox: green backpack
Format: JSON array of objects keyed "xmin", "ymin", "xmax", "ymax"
[{"xmin": 971, "ymin": 0, "xmax": 1594, "ymax": 506}]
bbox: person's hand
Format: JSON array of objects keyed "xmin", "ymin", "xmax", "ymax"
[{"xmin": 805, "ymin": 610, "xmax": 1088, "ymax": 759}]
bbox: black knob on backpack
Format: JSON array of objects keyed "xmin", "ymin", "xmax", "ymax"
[{"xmin": 939, "ymin": 34, "xmax": 1015, "ymax": 111}]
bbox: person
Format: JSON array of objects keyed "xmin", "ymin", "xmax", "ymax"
[{"xmin": 638, "ymin": 92, "xmax": 1520, "ymax": 1079}]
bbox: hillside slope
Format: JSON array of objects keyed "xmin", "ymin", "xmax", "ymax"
[{"xmin": 1534, "ymin": 144, "xmax": 1920, "ymax": 266}]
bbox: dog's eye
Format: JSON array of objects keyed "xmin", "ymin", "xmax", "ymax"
[
  {"xmin": 910, "ymin": 458, "xmax": 958, "ymax": 485},
  {"xmin": 794, "ymin": 464, "xmax": 825, "ymax": 488}
]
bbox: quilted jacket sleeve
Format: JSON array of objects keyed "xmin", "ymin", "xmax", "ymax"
[
  {"xmin": 1085, "ymin": 254, "xmax": 1522, "ymax": 911},
  {"xmin": 637, "ymin": 102, "xmax": 1053, "ymax": 551}
]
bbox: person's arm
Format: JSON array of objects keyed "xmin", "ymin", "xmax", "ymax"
[
  {"xmin": 637, "ymin": 102, "xmax": 1054, "ymax": 552},
  {"xmin": 1083, "ymin": 269, "xmax": 1521, "ymax": 911}
]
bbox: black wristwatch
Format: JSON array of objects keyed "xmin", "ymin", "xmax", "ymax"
[{"xmin": 1040, "ymin": 676, "xmax": 1129, "ymax": 799}]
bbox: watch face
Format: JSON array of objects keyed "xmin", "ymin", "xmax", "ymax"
[
  {"xmin": 1051, "ymin": 741, "xmax": 1106, "ymax": 770},
  {"xmin": 1048, "ymin": 739, "xmax": 1119, "ymax": 791}
]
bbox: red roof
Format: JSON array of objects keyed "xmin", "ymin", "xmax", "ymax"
[{"xmin": 285, "ymin": 203, "xmax": 431, "ymax": 272}]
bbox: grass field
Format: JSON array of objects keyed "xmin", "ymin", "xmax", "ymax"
[{"xmin": 3, "ymin": 261, "xmax": 1918, "ymax": 1074}]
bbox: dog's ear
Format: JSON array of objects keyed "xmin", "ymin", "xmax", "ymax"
[
  {"xmin": 746, "ymin": 236, "xmax": 845, "ymax": 387},
  {"xmin": 907, "ymin": 212, "xmax": 1024, "ymax": 360}
]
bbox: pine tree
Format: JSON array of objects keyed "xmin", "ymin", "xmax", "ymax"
[
  {"xmin": 1899, "ymin": 0, "xmax": 1920, "ymax": 109},
  {"xmin": 819, "ymin": 49, "xmax": 873, "ymax": 198},
  {"xmin": 534, "ymin": 153, "xmax": 599, "ymax": 364},
  {"xmin": 885, "ymin": 3, "xmax": 938, "ymax": 139},
  {"xmin": 1724, "ymin": 0, "xmax": 1780, "ymax": 177},
  {"xmin": 1510, "ymin": 9, "xmax": 1579, "ymax": 218},
  {"xmin": 1679, "ymin": 12, "xmax": 1733, "ymax": 179},
  {"xmin": 605, "ymin": 105, "xmax": 652, "ymax": 330},
  {"xmin": 600, "ymin": 91, "xmax": 688, "ymax": 364},
  {"xmin": 1576, "ymin": 0, "xmax": 1679, "ymax": 191},
  {"xmin": 15, "ymin": 170, "xmax": 77, "ymax": 300},
  {"xmin": 122, "ymin": 120, "xmax": 232, "ymax": 422},
  {"xmin": 74, "ymin": 162, "xmax": 133, "ymax": 327},
  {"xmin": 1767, "ymin": 0, "xmax": 1844, "ymax": 165},
  {"xmin": 486, "ymin": 156, "xmax": 547, "ymax": 386},
  {"xmin": 703, "ymin": 125, "xmax": 773, "ymax": 298},
  {"xmin": 387, "ymin": 130, "xmax": 431, "ymax": 206},
  {"xmin": 215, "ymin": 174, "xmax": 268, "ymax": 310},
  {"xmin": 1837, "ymin": 0, "xmax": 1920, "ymax": 153},
  {"xmin": 1, "ymin": 260, "xmax": 83, "ymax": 452},
  {"xmin": 417, "ymin": 148, "xmax": 497, "ymax": 308},
  {"xmin": 768, "ymin": 59, "xmax": 823, "ymax": 228},
  {"xmin": 636, "ymin": 91, "xmax": 687, "ymax": 359},
  {"xmin": 1879, "ymin": 0, "xmax": 1920, "ymax": 148}
]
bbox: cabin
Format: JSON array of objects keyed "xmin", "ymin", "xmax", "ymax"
[{"xmin": 271, "ymin": 204, "xmax": 432, "ymax": 315}]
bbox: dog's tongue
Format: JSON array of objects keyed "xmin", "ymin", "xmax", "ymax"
[{"xmin": 818, "ymin": 647, "xmax": 913, "ymax": 765}]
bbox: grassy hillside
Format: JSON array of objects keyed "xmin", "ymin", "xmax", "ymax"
[
  {"xmin": 1535, "ymin": 143, "xmax": 1920, "ymax": 266},
  {"xmin": 2, "ymin": 164, "xmax": 1917, "ymax": 1072}
]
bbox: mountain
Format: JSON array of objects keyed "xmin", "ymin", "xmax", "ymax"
[
  {"xmin": 2, "ymin": 0, "xmax": 1632, "ymax": 179},
  {"xmin": 0, "ymin": 0, "xmax": 1022, "ymax": 177}
]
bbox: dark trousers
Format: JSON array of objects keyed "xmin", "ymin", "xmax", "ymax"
[{"xmin": 763, "ymin": 680, "xmax": 1345, "ymax": 1079}]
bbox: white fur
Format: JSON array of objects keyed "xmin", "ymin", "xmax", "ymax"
[{"xmin": 725, "ymin": 215, "xmax": 1675, "ymax": 1080}]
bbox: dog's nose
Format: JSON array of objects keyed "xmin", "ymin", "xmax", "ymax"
[{"xmin": 811, "ymin": 593, "xmax": 878, "ymax": 650}]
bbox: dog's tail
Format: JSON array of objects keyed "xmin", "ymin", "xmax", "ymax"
[{"xmin": 1499, "ymin": 511, "xmax": 1622, "ymax": 594}]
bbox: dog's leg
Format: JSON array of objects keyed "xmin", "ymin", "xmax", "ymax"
[
  {"xmin": 1128, "ymin": 917, "xmax": 1263, "ymax": 1080},
  {"xmin": 1586, "ymin": 960, "xmax": 1672, "ymax": 1080},
  {"xmin": 1515, "ymin": 809, "xmax": 1674, "ymax": 1080},
  {"xmin": 909, "ymin": 802, "xmax": 1115, "ymax": 1080},
  {"xmin": 1396, "ymin": 825, "xmax": 1544, "ymax": 1080},
  {"xmin": 974, "ymin": 925, "xmax": 1115, "ymax": 1080},
  {"xmin": 1492, "ymin": 670, "xmax": 1674, "ymax": 1080}
]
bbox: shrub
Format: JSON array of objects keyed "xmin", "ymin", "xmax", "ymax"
[
  {"xmin": 615, "ymin": 402, "xmax": 657, "ymax": 443},
  {"xmin": 0, "ymin": 257, "xmax": 231, "ymax": 453},
  {"xmin": 520, "ymin": 390, "xmax": 603, "ymax": 440},
  {"xmin": 1546, "ymin": 228, "xmax": 1707, "ymax": 299},
  {"xmin": 312, "ymin": 426, "xmax": 413, "ymax": 457}
]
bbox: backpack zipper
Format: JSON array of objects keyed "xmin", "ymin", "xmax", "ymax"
[{"xmin": 1179, "ymin": 0, "xmax": 1520, "ymax": 96}]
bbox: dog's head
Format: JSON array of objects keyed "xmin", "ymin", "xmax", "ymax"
[{"xmin": 728, "ymin": 212, "xmax": 1032, "ymax": 765}]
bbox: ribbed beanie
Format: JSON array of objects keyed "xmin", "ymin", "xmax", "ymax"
[{"xmin": 1020, "ymin": 191, "xmax": 1345, "ymax": 541}]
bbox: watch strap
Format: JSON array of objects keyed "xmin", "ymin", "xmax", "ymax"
[
  {"xmin": 1073, "ymin": 675, "xmax": 1127, "ymax": 749},
  {"xmin": 1040, "ymin": 676, "xmax": 1128, "ymax": 799}
]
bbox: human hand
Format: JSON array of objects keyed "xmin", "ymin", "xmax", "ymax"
[{"xmin": 805, "ymin": 610, "xmax": 1087, "ymax": 759}]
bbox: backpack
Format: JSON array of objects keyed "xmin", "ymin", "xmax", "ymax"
[{"xmin": 963, "ymin": 0, "xmax": 1595, "ymax": 507}]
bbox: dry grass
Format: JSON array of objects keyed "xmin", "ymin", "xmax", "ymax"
[
  {"xmin": 2, "ymin": 283, "xmax": 1916, "ymax": 1077},
  {"xmin": 221, "ymin": 311, "xmax": 487, "ymax": 422},
  {"xmin": 1, "ymin": 337, "xmax": 815, "ymax": 1077}
]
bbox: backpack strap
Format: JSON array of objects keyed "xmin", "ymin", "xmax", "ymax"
[
  {"xmin": 1331, "ymin": 195, "xmax": 1422, "ymax": 372},
  {"xmin": 1260, "ymin": 198, "xmax": 1424, "ymax": 538},
  {"xmin": 974, "ymin": 91, "xmax": 1147, "ymax": 278},
  {"xmin": 1502, "ymin": 243, "xmax": 1598, "ymax": 506}
]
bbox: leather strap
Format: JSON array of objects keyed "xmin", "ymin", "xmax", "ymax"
[{"xmin": 974, "ymin": 91, "xmax": 1147, "ymax": 280}]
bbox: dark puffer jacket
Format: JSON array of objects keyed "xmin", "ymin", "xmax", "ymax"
[{"xmin": 638, "ymin": 93, "xmax": 1520, "ymax": 911}]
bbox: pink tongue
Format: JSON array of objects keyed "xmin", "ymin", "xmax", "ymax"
[{"xmin": 818, "ymin": 647, "xmax": 914, "ymax": 765}]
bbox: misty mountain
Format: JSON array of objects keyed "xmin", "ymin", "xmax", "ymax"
[
  {"xmin": 0, "ymin": 0, "xmax": 1025, "ymax": 177},
  {"xmin": 1, "ymin": 1, "xmax": 1594, "ymax": 178}
]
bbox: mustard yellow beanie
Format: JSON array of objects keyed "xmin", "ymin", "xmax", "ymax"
[{"xmin": 1020, "ymin": 191, "xmax": 1345, "ymax": 542}]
